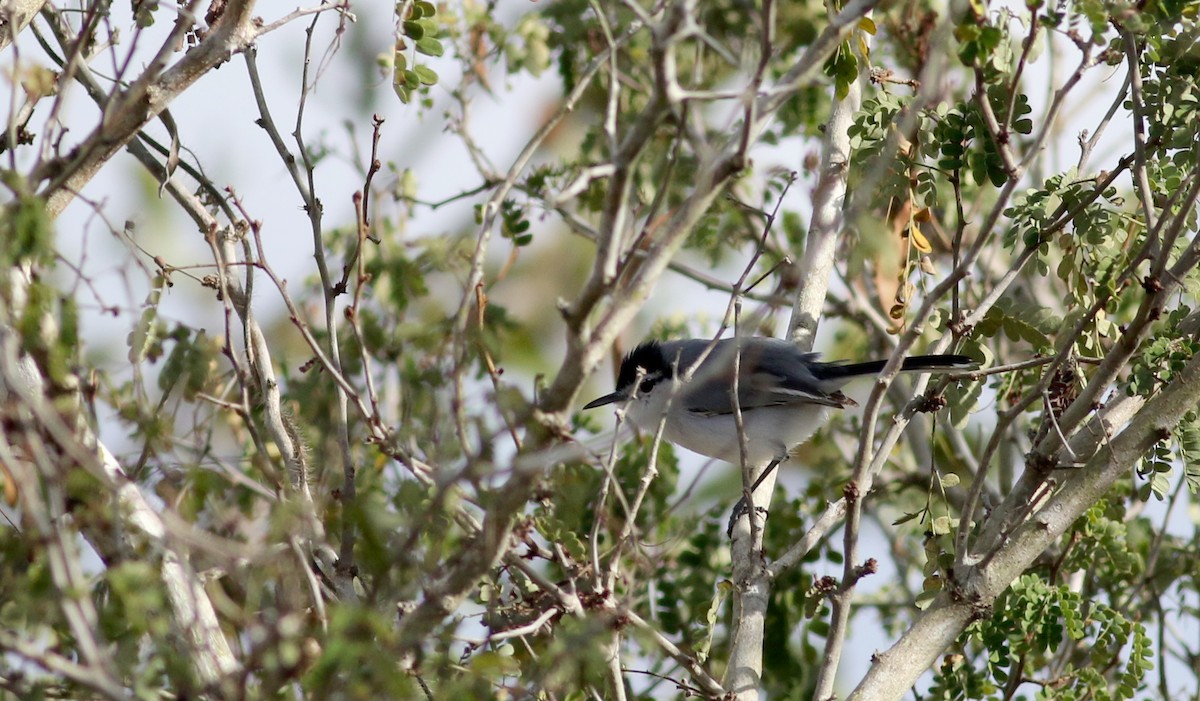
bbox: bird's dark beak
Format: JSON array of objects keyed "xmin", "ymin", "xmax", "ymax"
[{"xmin": 583, "ymin": 391, "xmax": 625, "ymax": 410}]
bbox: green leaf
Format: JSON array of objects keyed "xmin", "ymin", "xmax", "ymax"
[
  {"xmin": 128, "ymin": 275, "xmax": 168, "ymax": 364},
  {"xmin": 416, "ymin": 37, "xmax": 444, "ymax": 57},
  {"xmin": 1, "ymin": 194, "xmax": 54, "ymax": 267},
  {"xmin": 931, "ymin": 516, "xmax": 952, "ymax": 535},
  {"xmin": 402, "ymin": 20, "xmax": 424, "ymax": 40},
  {"xmin": 414, "ymin": 65, "xmax": 438, "ymax": 86},
  {"xmin": 158, "ymin": 328, "xmax": 191, "ymax": 395},
  {"xmin": 946, "ymin": 372, "xmax": 983, "ymax": 429},
  {"xmin": 915, "ymin": 589, "xmax": 939, "ymax": 610},
  {"xmin": 470, "ymin": 650, "xmax": 521, "ymax": 678},
  {"xmin": 697, "ymin": 580, "xmax": 731, "ymax": 663}
]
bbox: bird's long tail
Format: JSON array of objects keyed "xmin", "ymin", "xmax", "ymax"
[{"xmin": 816, "ymin": 354, "xmax": 978, "ymax": 380}]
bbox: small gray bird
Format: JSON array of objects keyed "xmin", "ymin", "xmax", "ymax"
[{"xmin": 584, "ymin": 337, "xmax": 978, "ymax": 469}]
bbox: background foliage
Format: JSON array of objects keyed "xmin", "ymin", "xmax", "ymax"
[{"xmin": 1, "ymin": 0, "xmax": 1200, "ymax": 700}]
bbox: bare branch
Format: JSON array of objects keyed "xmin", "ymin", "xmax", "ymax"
[{"xmin": 850, "ymin": 350, "xmax": 1200, "ymax": 701}]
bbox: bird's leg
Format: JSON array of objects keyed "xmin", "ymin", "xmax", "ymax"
[
  {"xmin": 726, "ymin": 456, "xmax": 784, "ymax": 537},
  {"xmin": 749, "ymin": 456, "xmax": 784, "ymax": 494}
]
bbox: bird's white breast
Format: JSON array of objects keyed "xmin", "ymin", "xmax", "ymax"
[{"xmin": 624, "ymin": 381, "xmax": 832, "ymax": 466}]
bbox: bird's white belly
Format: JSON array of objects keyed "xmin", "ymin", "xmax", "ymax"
[{"xmin": 628, "ymin": 401, "xmax": 832, "ymax": 466}]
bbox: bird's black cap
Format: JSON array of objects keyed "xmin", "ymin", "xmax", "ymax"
[{"xmin": 583, "ymin": 341, "xmax": 670, "ymax": 409}]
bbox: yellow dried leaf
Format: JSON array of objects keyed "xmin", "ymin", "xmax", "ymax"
[
  {"xmin": 909, "ymin": 226, "xmax": 933, "ymax": 253},
  {"xmin": 1, "ymin": 460, "xmax": 18, "ymax": 506},
  {"xmin": 21, "ymin": 66, "xmax": 57, "ymax": 100}
]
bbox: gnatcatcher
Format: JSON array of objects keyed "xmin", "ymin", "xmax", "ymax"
[{"xmin": 584, "ymin": 336, "xmax": 978, "ymax": 502}]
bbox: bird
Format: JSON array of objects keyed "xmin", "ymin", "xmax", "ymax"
[{"xmin": 584, "ymin": 336, "xmax": 978, "ymax": 478}]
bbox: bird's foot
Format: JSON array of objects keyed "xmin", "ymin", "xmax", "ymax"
[{"xmin": 726, "ymin": 498, "xmax": 770, "ymax": 538}]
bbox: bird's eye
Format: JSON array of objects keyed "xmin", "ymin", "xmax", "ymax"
[{"xmin": 638, "ymin": 377, "xmax": 660, "ymax": 395}]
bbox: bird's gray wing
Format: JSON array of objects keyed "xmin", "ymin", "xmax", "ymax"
[{"xmin": 670, "ymin": 338, "xmax": 850, "ymax": 416}]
